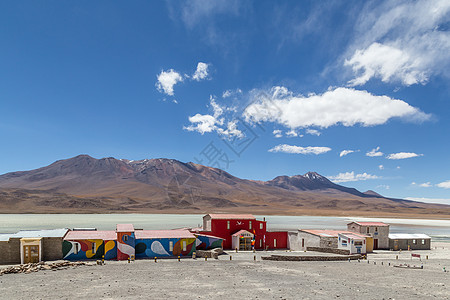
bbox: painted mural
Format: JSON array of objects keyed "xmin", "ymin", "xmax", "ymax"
[
  {"xmin": 117, "ymin": 232, "xmax": 135, "ymax": 260},
  {"xmin": 135, "ymin": 238, "xmax": 196, "ymax": 258},
  {"xmin": 195, "ymin": 235, "xmax": 223, "ymax": 250},
  {"xmin": 63, "ymin": 239, "xmax": 117, "ymax": 260}
]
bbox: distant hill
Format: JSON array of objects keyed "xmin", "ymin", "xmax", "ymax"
[{"xmin": 0, "ymin": 154, "xmax": 449, "ymax": 217}]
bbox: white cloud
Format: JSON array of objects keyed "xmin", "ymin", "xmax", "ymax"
[
  {"xmin": 366, "ymin": 147, "xmax": 383, "ymax": 157},
  {"xmin": 268, "ymin": 144, "xmax": 331, "ymax": 155},
  {"xmin": 376, "ymin": 185, "xmax": 390, "ymax": 190},
  {"xmin": 345, "ymin": 0, "xmax": 450, "ymax": 86},
  {"xmin": 386, "ymin": 152, "xmax": 423, "ymax": 160},
  {"xmin": 346, "ymin": 43, "xmax": 428, "ymax": 86},
  {"xmin": 156, "ymin": 69, "xmax": 184, "ymax": 96},
  {"xmin": 222, "ymin": 88, "xmax": 242, "ymax": 98},
  {"xmin": 419, "ymin": 182, "xmax": 432, "ymax": 188},
  {"xmin": 243, "ymin": 86, "xmax": 430, "ymax": 129},
  {"xmin": 406, "ymin": 197, "xmax": 450, "ymax": 205},
  {"xmin": 340, "ymin": 150, "xmax": 358, "ymax": 157},
  {"xmin": 378, "ymin": 165, "xmax": 384, "ymax": 170},
  {"xmin": 306, "ymin": 129, "xmax": 321, "ymax": 136},
  {"xmin": 286, "ymin": 130, "xmax": 298, "ymax": 137},
  {"xmin": 329, "ymin": 171, "xmax": 379, "ymax": 183},
  {"xmin": 273, "ymin": 130, "xmax": 282, "ymax": 138},
  {"xmin": 184, "ymin": 96, "xmax": 243, "ymax": 139},
  {"xmin": 436, "ymin": 180, "xmax": 450, "ymax": 189},
  {"xmin": 192, "ymin": 62, "xmax": 210, "ymax": 81}
]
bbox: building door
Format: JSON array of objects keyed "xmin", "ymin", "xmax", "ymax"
[
  {"xmin": 373, "ymin": 239, "xmax": 378, "ymax": 250},
  {"xmin": 23, "ymin": 245, "xmax": 40, "ymax": 264},
  {"xmin": 239, "ymin": 237, "xmax": 252, "ymax": 251},
  {"xmin": 394, "ymin": 240, "xmax": 398, "ymax": 251}
]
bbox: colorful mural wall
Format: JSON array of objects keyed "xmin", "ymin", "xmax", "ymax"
[
  {"xmin": 117, "ymin": 232, "xmax": 135, "ymax": 260},
  {"xmin": 135, "ymin": 238, "xmax": 196, "ymax": 258},
  {"xmin": 63, "ymin": 239, "xmax": 117, "ymax": 260},
  {"xmin": 195, "ymin": 235, "xmax": 223, "ymax": 250}
]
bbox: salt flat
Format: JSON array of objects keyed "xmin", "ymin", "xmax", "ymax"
[{"xmin": 1, "ymin": 243, "xmax": 449, "ymax": 300}]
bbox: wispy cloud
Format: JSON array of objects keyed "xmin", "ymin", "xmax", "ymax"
[
  {"xmin": 329, "ymin": 171, "xmax": 379, "ymax": 183},
  {"xmin": 366, "ymin": 147, "xmax": 383, "ymax": 157},
  {"xmin": 406, "ymin": 197, "xmax": 450, "ymax": 205},
  {"xmin": 386, "ymin": 152, "xmax": 423, "ymax": 160},
  {"xmin": 268, "ymin": 144, "xmax": 331, "ymax": 155},
  {"xmin": 184, "ymin": 96, "xmax": 243, "ymax": 139},
  {"xmin": 306, "ymin": 129, "xmax": 321, "ymax": 136},
  {"xmin": 340, "ymin": 149, "xmax": 358, "ymax": 157},
  {"xmin": 378, "ymin": 165, "xmax": 384, "ymax": 170},
  {"xmin": 344, "ymin": 0, "xmax": 450, "ymax": 86},
  {"xmin": 243, "ymin": 86, "xmax": 430, "ymax": 129}
]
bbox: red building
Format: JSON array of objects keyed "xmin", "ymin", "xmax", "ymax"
[{"xmin": 197, "ymin": 214, "xmax": 287, "ymax": 250}]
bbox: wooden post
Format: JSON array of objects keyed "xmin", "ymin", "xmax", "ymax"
[
  {"xmin": 230, "ymin": 255, "xmax": 232, "ymax": 261},
  {"xmin": 154, "ymin": 257, "xmax": 157, "ymax": 263},
  {"xmin": 178, "ymin": 256, "xmax": 180, "ymax": 262}
]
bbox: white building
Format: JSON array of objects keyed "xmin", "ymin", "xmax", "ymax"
[
  {"xmin": 338, "ymin": 232, "xmax": 367, "ymax": 254},
  {"xmin": 347, "ymin": 222, "xmax": 389, "ymax": 250}
]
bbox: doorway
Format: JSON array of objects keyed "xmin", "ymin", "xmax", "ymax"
[
  {"xmin": 374, "ymin": 239, "xmax": 379, "ymax": 250},
  {"xmin": 23, "ymin": 245, "xmax": 40, "ymax": 263}
]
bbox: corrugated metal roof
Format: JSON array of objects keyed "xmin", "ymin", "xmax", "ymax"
[
  {"xmin": 206, "ymin": 214, "xmax": 256, "ymax": 220},
  {"xmin": 0, "ymin": 228, "xmax": 69, "ymax": 242},
  {"xmin": 64, "ymin": 230, "xmax": 117, "ymax": 240},
  {"xmin": 389, "ymin": 233, "xmax": 431, "ymax": 239},
  {"xmin": 350, "ymin": 222, "xmax": 389, "ymax": 226},
  {"xmin": 300, "ymin": 229, "xmax": 353, "ymax": 238},
  {"xmin": 135, "ymin": 229, "xmax": 195, "ymax": 239},
  {"xmin": 116, "ymin": 224, "xmax": 135, "ymax": 232}
]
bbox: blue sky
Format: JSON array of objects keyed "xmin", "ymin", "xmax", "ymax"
[{"xmin": 0, "ymin": 1, "xmax": 449, "ymax": 204}]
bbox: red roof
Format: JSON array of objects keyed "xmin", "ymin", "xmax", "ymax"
[
  {"xmin": 300, "ymin": 230, "xmax": 353, "ymax": 238},
  {"xmin": 135, "ymin": 230, "xmax": 195, "ymax": 239},
  {"xmin": 231, "ymin": 229, "xmax": 254, "ymax": 237},
  {"xmin": 350, "ymin": 222, "xmax": 389, "ymax": 226},
  {"xmin": 116, "ymin": 224, "xmax": 135, "ymax": 232},
  {"xmin": 64, "ymin": 230, "xmax": 117, "ymax": 241},
  {"xmin": 339, "ymin": 232, "xmax": 368, "ymax": 240},
  {"xmin": 206, "ymin": 214, "xmax": 256, "ymax": 220}
]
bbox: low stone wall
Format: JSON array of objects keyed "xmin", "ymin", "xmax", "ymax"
[
  {"xmin": 194, "ymin": 248, "xmax": 223, "ymax": 259},
  {"xmin": 306, "ymin": 247, "xmax": 350, "ymax": 255},
  {"xmin": 261, "ymin": 254, "xmax": 361, "ymax": 261}
]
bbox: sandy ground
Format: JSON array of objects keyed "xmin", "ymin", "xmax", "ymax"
[{"xmin": 1, "ymin": 243, "xmax": 450, "ymax": 300}]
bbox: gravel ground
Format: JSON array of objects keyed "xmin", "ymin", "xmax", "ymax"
[{"xmin": 1, "ymin": 243, "xmax": 449, "ymax": 300}]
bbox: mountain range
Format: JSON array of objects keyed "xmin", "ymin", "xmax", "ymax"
[{"xmin": 0, "ymin": 154, "xmax": 449, "ymax": 217}]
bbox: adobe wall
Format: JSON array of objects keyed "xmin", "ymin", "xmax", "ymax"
[{"xmin": 0, "ymin": 238, "xmax": 21, "ymax": 265}]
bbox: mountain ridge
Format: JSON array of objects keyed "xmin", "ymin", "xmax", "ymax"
[{"xmin": 0, "ymin": 154, "xmax": 449, "ymax": 216}]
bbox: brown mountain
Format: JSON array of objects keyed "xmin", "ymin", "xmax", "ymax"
[{"xmin": 0, "ymin": 154, "xmax": 449, "ymax": 217}]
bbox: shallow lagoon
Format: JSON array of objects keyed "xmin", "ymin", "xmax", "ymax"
[{"xmin": 0, "ymin": 214, "xmax": 449, "ymax": 241}]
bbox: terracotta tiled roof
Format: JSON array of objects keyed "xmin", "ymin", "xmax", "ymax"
[
  {"xmin": 64, "ymin": 230, "xmax": 117, "ymax": 240},
  {"xmin": 135, "ymin": 229, "xmax": 195, "ymax": 239},
  {"xmin": 116, "ymin": 224, "xmax": 135, "ymax": 232},
  {"xmin": 206, "ymin": 214, "xmax": 256, "ymax": 220},
  {"xmin": 231, "ymin": 229, "xmax": 254, "ymax": 237}
]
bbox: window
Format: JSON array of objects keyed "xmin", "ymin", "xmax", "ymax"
[
  {"xmin": 302, "ymin": 239, "xmax": 305, "ymax": 248},
  {"xmin": 413, "ymin": 239, "xmax": 416, "ymax": 244},
  {"xmin": 169, "ymin": 241, "xmax": 173, "ymax": 252},
  {"xmin": 92, "ymin": 242, "xmax": 96, "ymax": 254},
  {"xmin": 274, "ymin": 239, "xmax": 277, "ymax": 248},
  {"xmin": 355, "ymin": 241, "xmax": 363, "ymax": 246},
  {"xmin": 249, "ymin": 221, "xmax": 252, "ymax": 230},
  {"xmin": 74, "ymin": 243, "xmax": 79, "ymax": 254},
  {"xmin": 227, "ymin": 221, "xmax": 230, "ymax": 230},
  {"xmin": 124, "ymin": 235, "xmax": 128, "ymax": 242},
  {"xmin": 260, "ymin": 239, "xmax": 262, "ymax": 247},
  {"xmin": 182, "ymin": 241, "xmax": 186, "ymax": 251},
  {"xmin": 260, "ymin": 223, "xmax": 263, "ymax": 230},
  {"xmin": 375, "ymin": 227, "xmax": 378, "ymax": 232},
  {"xmin": 422, "ymin": 239, "xmax": 425, "ymax": 245},
  {"xmin": 366, "ymin": 227, "xmax": 370, "ymax": 234}
]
